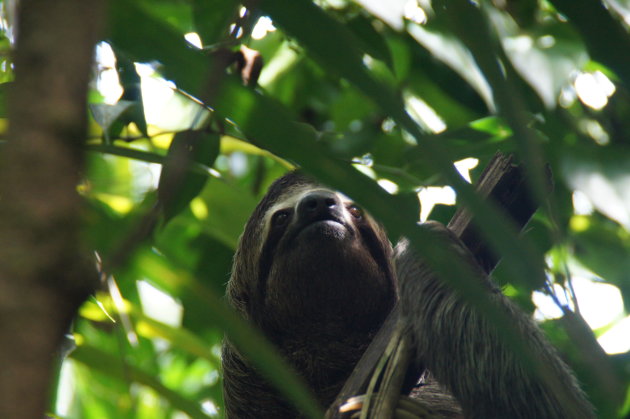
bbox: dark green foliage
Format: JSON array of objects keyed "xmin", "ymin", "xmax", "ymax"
[{"xmin": 11, "ymin": 0, "xmax": 627, "ymax": 417}]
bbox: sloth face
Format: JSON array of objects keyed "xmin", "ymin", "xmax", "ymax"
[
  {"xmin": 234, "ymin": 172, "xmax": 396, "ymax": 334},
  {"xmin": 260, "ymin": 186, "xmax": 366, "ymax": 279}
]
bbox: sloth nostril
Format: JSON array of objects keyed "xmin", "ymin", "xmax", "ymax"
[{"xmin": 297, "ymin": 191, "xmax": 341, "ymax": 220}]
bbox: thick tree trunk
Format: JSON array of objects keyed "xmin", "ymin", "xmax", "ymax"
[{"xmin": 0, "ymin": 1, "xmax": 105, "ymax": 417}]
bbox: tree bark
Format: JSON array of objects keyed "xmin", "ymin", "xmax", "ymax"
[{"xmin": 0, "ymin": 1, "xmax": 105, "ymax": 417}]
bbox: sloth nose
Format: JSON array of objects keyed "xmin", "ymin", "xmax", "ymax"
[{"xmin": 297, "ymin": 191, "xmax": 342, "ymax": 222}]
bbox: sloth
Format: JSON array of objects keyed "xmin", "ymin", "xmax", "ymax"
[{"xmin": 222, "ymin": 171, "xmax": 595, "ymax": 418}]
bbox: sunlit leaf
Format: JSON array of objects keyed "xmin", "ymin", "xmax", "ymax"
[
  {"xmin": 562, "ymin": 145, "xmax": 630, "ymax": 230},
  {"xmin": 407, "ymin": 23, "xmax": 495, "ymax": 110},
  {"xmin": 572, "ymin": 218, "xmax": 630, "ymax": 301},
  {"xmin": 494, "ymin": 14, "xmax": 587, "ymax": 108},
  {"xmin": 134, "ymin": 313, "xmax": 220, "ymax": 368},
  {"xmin": 90, "ymin": 101, "xmax": 135, "ymax": 132}
]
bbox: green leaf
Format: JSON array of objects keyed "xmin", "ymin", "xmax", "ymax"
[
  {"xmin": 346, "ymin": 14, "xmax": 392, "ymax": 66},
  {"xmin": 107, "ymin": 0, "xmax": 212, "ymax": 95},
  {"xmin": 501, "ymin": 21, "xmax": 586, "ymax": 109},
  {"xmin": 550, "ymin": 0, "xmax": 630, "ymax": 88},
  {"xmin": 157, "ymin": 130, "xmax": 220, "ymax": 222},
  {"xmin": 139, "ymin": 0, "xmax": 196, "ymax": 34},
  {"xmin": 572, "ymin": 218, "xmax": 630, "ymax": 293},
  {"xmin": 407, "ymin": 23, "xmax": 495, "ymax": 110},
  {"xmin": 561, "ymin": 144, "xmax": 630, "ymax": 230},
  {"xmin": 133, "ymin": 313, "xmax": 220, "ymax": 368},
  {"xmin": 192, "ymin": 0, "xmax": 240, "ymax": 46},
  {"xmin": 70, "ymin": 344, "xmax": 212, "ymax": 419},
  {"xmin": 86, "ymin": 144, "xmax": 166, "ymax": 166},
  {"xmin": 90, "ymin": 101, "xmax": 135, "ymax": 133},
  {"xmin": 115, "ymin": 50, "xmax": 148, "ymax": 136},
  {"xmin": 197, "ymin": 177, "xmax": 258, "ymax": 249}
]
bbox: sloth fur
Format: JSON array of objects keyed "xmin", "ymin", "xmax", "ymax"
[{"xmin": 222, "ymin": 172, "xmax": 595, "ymax": 418}]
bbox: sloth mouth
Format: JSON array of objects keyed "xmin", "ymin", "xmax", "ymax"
[
  {"xmin": 304, "ymin": 219, "xmax": 344, "ymax": 232},
  {"xmin": 296, "ymin": 217, "xmax": 351, "ymax": 241}
]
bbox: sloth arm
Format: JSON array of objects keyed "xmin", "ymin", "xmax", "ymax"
[{"xmin": 395, "ymin": 221, "xmax": 595, "ymax": 419}]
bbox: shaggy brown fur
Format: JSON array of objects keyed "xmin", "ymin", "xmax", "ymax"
[
  {"xmin": 396, "ymin": 225, "xmax": 595, "ymax": 418},
  {"xmin": 222, "ymin": 172, "xmax": 595, "ymax": 418}
]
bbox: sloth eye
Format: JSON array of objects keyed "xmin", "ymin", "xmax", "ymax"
[
  {"xmin": 348, "ymin": 205, "xmax": 363, "ymax": 220},
  {"xmin": 272, "ymin": 210, "xmax": 290, "ymax": 226}
]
